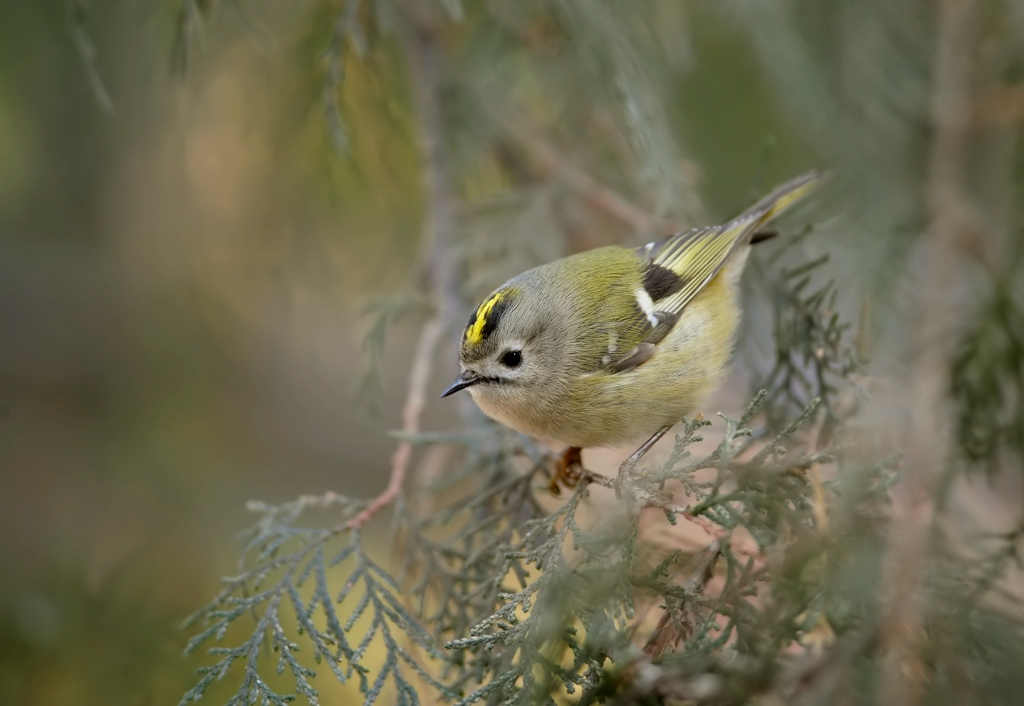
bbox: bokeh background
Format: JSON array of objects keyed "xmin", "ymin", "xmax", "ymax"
[{"xmin": 1, "ymin": 1, "xmax": 1022, "ymax": 704}]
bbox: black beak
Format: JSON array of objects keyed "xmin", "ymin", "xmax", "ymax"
[{"xmin": 440, "ymin": 371, "xmax": 480, "ymax": 398}]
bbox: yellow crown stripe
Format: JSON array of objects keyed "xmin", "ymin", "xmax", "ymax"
[{"xmin": 465, "ymin": 291, "xmax": 507, "ymax": 345}]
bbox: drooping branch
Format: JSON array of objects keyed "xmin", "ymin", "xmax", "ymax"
[
  {"xmin": 879, "ymin": 0, "xmax": 977, "ymax": 701},
  {"xmin": 405, "ymin": 8, "xmax": 466, "ymax": 328},
  {"xmin": 504, "ymin": 125, "xmax": 678, "ymax": 236},
  {"xmin": 67, "ymin": 0, "xmax": 115, "ymax": 114},
  {"xmin": 348, "ymin": 5, "xmax": 467, "ymax": 528},
  {"xmin": 348, "ymin": 316, "xmax": 445, "ymax": 528}
]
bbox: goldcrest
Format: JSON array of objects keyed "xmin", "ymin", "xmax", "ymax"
[{"xmin": 442, "ymin": 172, "xmax": 825, "ymax": 455}]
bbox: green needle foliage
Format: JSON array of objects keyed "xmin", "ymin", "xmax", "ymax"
[
  {"xmin": 181, "ymin": 494, "xmax": 459, "ymax": 706},
  {"xmin": 179, "ymin": 226, "xmax": 1016, "ymax": 703},
  {"xmin": 150, "ymin": 0, "xmax": 1024, "ymax": 704}
]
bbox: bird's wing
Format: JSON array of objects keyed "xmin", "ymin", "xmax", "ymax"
[{"xmin": 604, "ymin": 171, "xmax": 826, "ymax": 373}]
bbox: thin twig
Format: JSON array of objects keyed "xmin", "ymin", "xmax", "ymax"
[
  {"xmin": 680, "ymin": 512, "xmax": 761, "ymax": 562},
  {"xmin": 503, "ymin": 124, "xmax": 678, "ymax": 235},
  {"xmin": 643, "ymin": 540, "xmax": 720, "ymax": 657},
  {"xmin": 348, "ymin": 8, "xmax": 464, "ymax": 528},
  {"xmin": 322, "ymin": 0, "xmax": 365, "ymax": 151},
  {"xmin": 805, "ymin": 413, "xmax": 830, "ymax": 532},
  {"xmin": 67, "ymin": 0, "xmax": 115, "ymax": 114},
  {"xmin": 406, "ymin": 11, "xmax": 465, "ymax": 326},
  {"xmin": 348, "ymin": 317, "xmax": 445, "ymax": 528},
  {"xmin": 578, "ymin": 469, "xmax": 762, "ymax": 561}
]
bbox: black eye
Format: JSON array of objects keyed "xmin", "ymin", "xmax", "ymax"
[{"xmin": 501, "ymin": 350, "xmax": 522, "ymax": 368}]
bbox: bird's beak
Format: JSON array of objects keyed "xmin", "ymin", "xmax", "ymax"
[{"xmin": 440, "ymin": 370, "xmax": 480, "ymax": 398}]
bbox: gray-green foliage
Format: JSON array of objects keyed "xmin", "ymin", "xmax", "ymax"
[
  {"xmin": 158, "ymin": 0, "xmax": 1024, "ymax": 704},
  {"xmin": 181, "ymin": 498, "xmax": 457, "ymax": 705},
  {"xmin": 178, "ymin": 226, "xmax": 1024, "ymax": 704}
]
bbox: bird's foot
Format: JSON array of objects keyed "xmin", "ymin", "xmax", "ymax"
[{"xmin": 549, "ymin": 446, "xmax": 584, "ymax": 495}]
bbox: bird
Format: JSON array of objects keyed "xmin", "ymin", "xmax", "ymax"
[{"xmin": 441, "ymin": 171, "xmax": 826, "ymax": 489}]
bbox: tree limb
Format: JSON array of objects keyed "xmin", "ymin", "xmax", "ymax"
[
  {"xmin": 879, "ymin": 0, "xmax": 977, "ymax": 701},
  {"xmin": 503, "ymin": 125, "xmax": 679, "ymax": 235},
  {"xmin": 348, "ymin": 6, "xmax": 465, "ymax": 528}
]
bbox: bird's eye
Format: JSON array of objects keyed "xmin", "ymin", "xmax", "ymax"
[{"xmin": 501, "ymin": 350, "xmax": 522, "ymax": 368}]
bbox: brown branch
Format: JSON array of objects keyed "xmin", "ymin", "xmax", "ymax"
[
  {"xmin": 406, "ymin": 13, "xmax": 464, "ymax": 328},
  {"xmin": 348, "ymin": 7, "xmax": 465, "ymax": 528},
  {"xmin": 879, "ymin": 0, "xmax": 976, "ymax": 701},
  {"xmin": 972, "ymin": 84, "xmax": 1024, "ymax": 128},
  {"xmin": 805, "ymin": 413, "xmax": 830, "ymax": 532},
  {"xmin": 643, "ymin": 540, "xmax": 721, "ymax": 658},
  {"xmin": 503, "ymin": 125, "xmax": 679, "ymax": 235},
  {"xmin": 348, "ymin": 317, "xmax": 444, "ymax": 528}
]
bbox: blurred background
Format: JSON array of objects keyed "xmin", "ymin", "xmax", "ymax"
[{"xmin": 1, "ymin": 1, "xmax": 1021, "ymax": 704}]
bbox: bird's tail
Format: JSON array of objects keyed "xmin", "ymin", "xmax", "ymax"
[{"xmin": 740, "ymin": 170, "xmax": 829, "ymax": 229}]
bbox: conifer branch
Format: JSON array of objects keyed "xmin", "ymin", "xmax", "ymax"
[
  {"xmin": 347, "ymin": 316, "xmax": 444, "ymax": 529},
  {"xmin": 505, "ymin": 125, "xmax": 677, "ymax": 235},
  {"xmin": 349, "ymin": 3, "xmax": 466, "ymax": 528},
  {"xmin": 880, "ymin": 0, "xmax": 977, "ymax": 701}
]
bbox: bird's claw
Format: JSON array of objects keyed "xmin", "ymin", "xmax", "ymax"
[{"xmin": 549, "ymin": 446, "xmax": 584, "ymax": 495}]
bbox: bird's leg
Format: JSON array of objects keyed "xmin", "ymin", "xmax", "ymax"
[
  {"xmin": 616, "ymin": 425, "xmax": 673, "ymax": 481},
  {"xmin": 549, "ymin": 446, "xmax": 584, "ymax": 495}
]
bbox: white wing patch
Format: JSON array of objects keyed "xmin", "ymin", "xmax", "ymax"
[
  {"xmin": 601, "ymin": 331, "xmax": 620, "ymax": 365},
  {"xmin": 634, "ymin": 287, "xmax": 660, "ymax": 327}
]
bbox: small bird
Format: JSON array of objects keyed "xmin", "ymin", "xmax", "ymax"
[{"xmin": 442, "ymin": 171, "xmax": 826, "ymax": 487}]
